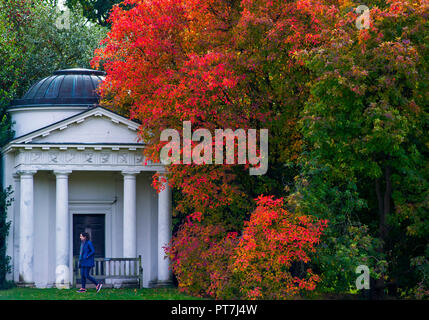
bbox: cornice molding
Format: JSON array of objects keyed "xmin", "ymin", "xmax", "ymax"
[
  {"xmin": 2, "ymin": 143, "xmax": 144, "ymax": 155},
  {"xmin": 11, "ymin": 148, "xmax": 163, "ymax": 173}
]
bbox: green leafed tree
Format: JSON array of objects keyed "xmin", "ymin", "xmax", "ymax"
[
  {"xmin": 17, "ymin": 1, "xmax": 108, "ymax": 95},
  {"xmin": 65, "ymin": 0, "xmax": 122, "ymax": 26},
  {"xmin": 294, "ymin": 0, "xmax": 428, "ymax": 297},
  {"xmin": 0, "ymin": 0, "xmax": 107, "ymax": 288},
  {"xmin": 0, "ymin": 0, "xmax": 28, "ymax": 289}
]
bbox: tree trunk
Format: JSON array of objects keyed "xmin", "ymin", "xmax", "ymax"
[
  {"xmin": 383, "ymin": 166, "xmax": 391, "ymax": 241},
  {"xmin": 373, "ymin": 165, "xmax": 392, "ymax": 299}
]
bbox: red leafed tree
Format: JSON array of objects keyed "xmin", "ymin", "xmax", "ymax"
[
  {"xmin": 92, "ymin": 0, "xmax": 263, "ymax": 220},
  {"xmin": 91, "ymin": 0, "xmax": 335, "ymax": 297},
  {"xmin": 165, "ymin": 211, "xmax": 239, "ymax": 298},
  {"xmin": 91, "ymin": 0, "xmax": 336, "ymax": 221},
  {"xmin": 165, "ymin": 196, "xmax": 327, "ymax": 299}
]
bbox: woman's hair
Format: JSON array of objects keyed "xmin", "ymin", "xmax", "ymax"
[{"xmin": 80, "ymin": 232, "xmax": 90, "ymax": 240}]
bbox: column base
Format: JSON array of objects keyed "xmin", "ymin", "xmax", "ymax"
[
  {"xmin": 149, "ymin": 280, "xmax": 174, "ymax": 288},
  {"xmin": 16, "ymin": 282, "xmax": 35, "ymax": 288},
  {"xmin": 54, "ymin": 283, "xmax": 71, "ymax": 289}
]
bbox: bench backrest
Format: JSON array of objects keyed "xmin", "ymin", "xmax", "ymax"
[{"xmin": 73, "ymin": 256, "xmax": 143, "ymax": 288}]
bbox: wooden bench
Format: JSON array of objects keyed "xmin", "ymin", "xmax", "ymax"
[{"xmin": 73, "ymin": 256, "xmax": 143, "ymax": 288}]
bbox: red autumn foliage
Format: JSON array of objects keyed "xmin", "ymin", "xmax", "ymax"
[
  {"xmin": 165, "ymin": 211, "xmax": 239, "ymax": 298},
  {"xmin": 166, "ymin": 196, "xmax": 328, "ymax": 299},
  {"xmin": 91, "ymin": 0, "xmax": 338, "ymax": 217},
  {"xmin": 232, "ymin": 195, "xmax": 328, "ymax": 299}
]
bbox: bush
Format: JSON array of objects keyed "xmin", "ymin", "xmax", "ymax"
[
  {"xmin": 167, "ymin": 196, "xmax": 328, "ymax": 300},
  {"xmin": 408, "ymin": 250, "xmax": 429, "ymax": 299},
  {"xmin": 165, "ymin": 212, "xmax": 239, "ymax": 299},
  {"xmin": 0, "ymin": 186, "xmax": 12, "ymax": 289},
  {"xmin": 312, "ymin": 224, "xmax": 385, "ymax": 294}
]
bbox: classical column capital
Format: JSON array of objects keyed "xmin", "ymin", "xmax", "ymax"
[
  {"xmin": 122, "ymin": 171, "xmax": 139, "ymax": 178},
  {"xmin": 17, "ymin": 170, "xmax": 37, "ymax": 177},
  {"xmin": 53, "ymin": 170, "xmax": 72, "ymax": 177}
]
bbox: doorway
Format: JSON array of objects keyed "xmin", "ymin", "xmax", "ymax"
[{"xmin": 73, "ymin": 214, "xmax": 106, "ymax": 258}]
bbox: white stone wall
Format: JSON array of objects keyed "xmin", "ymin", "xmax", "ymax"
[
  {"xmin": 9, "ymin": 107, "xmax": 87, "ymax": 138},
  {"xmin": 33, "ymin": 116, "xmax": 139, "ymax": 144},
  {"xmin": 3, "ymin": 169, "xmax": 158, "ymax": 288}
]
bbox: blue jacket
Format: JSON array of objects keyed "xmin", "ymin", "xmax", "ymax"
[{"xmin": 79, "ymin": 240, "xmax": 95, "ymax": 268}]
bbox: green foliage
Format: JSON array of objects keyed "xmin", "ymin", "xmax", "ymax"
[
  {"xmin": 1, "ymin": 0, "xmax": 108, "ymax": 98},
  {"xmin": 0, "ymin": 0, "xmax": 25, "ymax": 110},
  {"xmin": 0, "ymin": 0, "xmax": 107, "ymax": 288},
  {"xmin": 0, "ymin": 0, "xmax": 23, "ymax": 288},
  {"xmin": 313, "ymin": 224, "xmax": 384, "ymax": 293},
  {"xmin": 0, "ymin": 187, "xmax": 12, "ymax": 289},
  {"xmin": 287, "ymin": 161, "xmax": 386, "ymax": 293},
  {"xmin": 408, "ymin": 251, "xmax": 429, "ymax": 299},
  {"xmin": 292, "ymin": 1, "xmax": 429, "ymax": 296},
  {"xmin": 65, "ymin": 0, "xmax": 122, "ymax": 26},
  {"xmin": 18, "ymin": 1, "xmax": 108, "ymax": 96}
]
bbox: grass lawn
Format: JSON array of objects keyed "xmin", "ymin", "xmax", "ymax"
[{"xmin": 0, "ymin": 287, "xmax": 202, "ymax": 300}]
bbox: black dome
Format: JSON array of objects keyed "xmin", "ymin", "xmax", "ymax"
[{"xmin": 10, "ymin": 68, "xmax": 106, "ymax": 108}]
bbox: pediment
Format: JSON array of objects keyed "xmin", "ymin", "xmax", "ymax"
[{"xmin": 10, "ymin": 107, "xmax": 142, "ymax": 145}]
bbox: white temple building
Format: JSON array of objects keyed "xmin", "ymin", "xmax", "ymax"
[{"xmin": 1, "ymin": 68, "xmax": 172, "ymax": 288}]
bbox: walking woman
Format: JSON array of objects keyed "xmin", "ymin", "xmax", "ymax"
[{"xmin": 77, "ymin": 232, "xmax": 102, "ymax": 293}]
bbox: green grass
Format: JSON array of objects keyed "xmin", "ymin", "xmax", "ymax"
[{"xmin": 0, "ymin": 287, "xmax": 202, "ymax": 300}]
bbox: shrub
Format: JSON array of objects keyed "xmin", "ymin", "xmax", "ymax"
[
  {"xmin": 0, "ymin": 186, "xmax": 12, "ymax": 289},
  {"xmin": 167, "ymin": 195, "xmax": 328, "ymax": 299},
  {"xmin": 165, "ymin": 212, "xmax": 239, "ymax": 299},
  {"xmin": 408, "ymin": 251, "xmax": 429, "ymax": 299},
  {"xmin": 231, "ymin": 195, "xmax": 328, "ymax": 299}
]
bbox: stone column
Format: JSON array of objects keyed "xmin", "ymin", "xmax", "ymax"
[
  {"xmin": 54, "ymin": 170, "xmax": 72, "ymax": 288},
  {"xmin": 18, "ymin": 170, "xmax": 36, "ymax": 287},
  {"xmin": 12, "ymin": 173, "xmax": 20, "ymax": 283},
  {"xmin": 157, "ymin": 174, "xmax": 172, "ymax": 286},
  {"xmin": 122, "ymin": 172, "xmax": 137, "ymax": 259}
]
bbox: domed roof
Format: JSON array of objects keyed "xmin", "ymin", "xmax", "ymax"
[{"xmin": 10, "ymin": 68, "xmax": 106, "ymax": 108}]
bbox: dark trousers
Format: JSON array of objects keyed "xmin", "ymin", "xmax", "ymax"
[{"xmin": 80, "ymin": 267, "xmax": 98, "ymax": 288}]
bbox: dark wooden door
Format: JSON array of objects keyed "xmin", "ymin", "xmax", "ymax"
[{"xmin": 73, "ymin": 214, "xmax": 105, "ymax": 258}]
